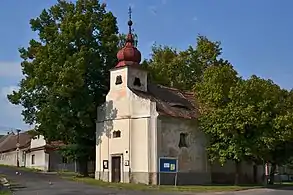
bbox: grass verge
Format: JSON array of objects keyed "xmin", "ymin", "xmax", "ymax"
[
  {"xmin": 63, "ymin": 176, "xmax": 260, "ymax": 193},
  {"xmin": 0, "ymin": 190, "xmax": 12, "ymax": 195},
  {"xmin": 0, "ymin": 164, "xmax": 40, "ymax": 173}
]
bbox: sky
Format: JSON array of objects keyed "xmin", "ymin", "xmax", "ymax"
[{"xmin": 0, "ymin": 0, "xmax": 293, "ymax": 132}]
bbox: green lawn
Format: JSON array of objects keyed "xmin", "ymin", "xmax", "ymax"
[
  {"xmin": 0, "ymin": 190, "xmax": 12, "ymax": 195},
  {"xmin": 64, "ymin": 176, "xmax": 261, "ymax": 193}
]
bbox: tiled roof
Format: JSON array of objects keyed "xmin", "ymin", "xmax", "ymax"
[
  {"xmin": 0, "ymin": 132, "xmax": 32, "ymax": 153},
  {"xmin": 0, "ymin": 134, "xmax": 11, "ymax": 145},
  {"xmin": 132, "ymin": 83, "xmax": 198, "ymax": 119}
]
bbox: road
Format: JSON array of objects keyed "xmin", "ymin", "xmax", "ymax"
[{"xmin": 0, "ymin": 166, "xmax": 292, "ymax": 195}]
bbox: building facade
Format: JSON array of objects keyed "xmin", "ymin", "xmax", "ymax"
[{"xmin": 95, "ymin": 13, "xmax": 211, "ymax": 185}]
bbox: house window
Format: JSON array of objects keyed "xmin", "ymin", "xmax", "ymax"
[
  {"xmin": 133, "ymin": 77, "xmax": 141, "ymax": 87},
  {"xmin": 178, "ymin": 133, "xmax": 188, "ymax": 148},
  {"xmin": 115, "ymin": 75, "xmax": 123, "ymax": 85},
  {"xmin": 31, "ymin": 154, "xmax": 35, "ymax": 165},
  {"xmin": 113, "ymin": 130, "xmax": 121, "ymax": 138}
]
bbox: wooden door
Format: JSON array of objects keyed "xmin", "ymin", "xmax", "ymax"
[{"xmin": 111, "ymin": 156, "xmax": 121, "ymax": 182}]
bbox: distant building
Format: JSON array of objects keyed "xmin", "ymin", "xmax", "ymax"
[{"xmin": 0, "ymin": 132, "xmax": 94, "ymax": 173}]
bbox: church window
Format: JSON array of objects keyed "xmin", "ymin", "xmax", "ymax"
[
  {"xmin": 113, "ymin": 130, "xmax": 121, "ymax": 138},
  {"xmin": 133, "ymin": 77, "xmax": 141, "ymax": 87},
  {"xmin": 178, "ymin": 133, "xmax": 188, "ymax": 148},
  {"xmin": 115, "ymin": 75, "xmax": 123, "ymax": 85}
]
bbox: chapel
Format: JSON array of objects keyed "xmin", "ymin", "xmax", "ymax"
[{"xmin": 95, "ymin": 8, "xmax": 210, "ymax": 185}]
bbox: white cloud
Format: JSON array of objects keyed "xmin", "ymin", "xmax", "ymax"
[{"xmin": 0, "ymin": 61, "xmax": 22, "ymax": 78}]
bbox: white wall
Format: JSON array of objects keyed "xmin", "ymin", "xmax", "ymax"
[
  {"xmin": 25, "ymin": 149, "xmax": 49, "ymax": 171},
  {"xmin": 25, "ymin": 135, "xmax": 49, "ymax": 171},
  {"xmin": 0, "ymin": 149, "xmax": 26, "ymax": 167},
  {"xmin": 30, "ymin": 135, "xmax": 46, "ymax": 148},
  {"xmin": 96, "ymin": 66, "xmax": 158, "ymax": 184}
]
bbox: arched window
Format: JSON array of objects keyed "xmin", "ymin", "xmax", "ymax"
[
  {"xmin": 178, "ymin": 133, "xmax": 188, "ymax": 148},
  {"xmin": 113, "ymin": 130, "xmax": 121, "ymax": 138},
  {"xmin": 133, "ymin": 77, "xmax": 141, "ymax": 87},
  {"xmin": 115, "ymin": 75, "xmax": 123, "ymax": 85}
]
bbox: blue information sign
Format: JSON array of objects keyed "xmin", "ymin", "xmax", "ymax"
[{"xmin": 159, "ymin": 157, "xmax": 178, "ymax": 173}]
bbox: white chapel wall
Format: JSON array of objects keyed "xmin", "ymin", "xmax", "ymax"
[{"xmin": 96, "ymin": 71, "xmax": 158, "ymax": 184}]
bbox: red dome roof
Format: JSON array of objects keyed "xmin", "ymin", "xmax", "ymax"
[{"xmin": 115, "ymin": 18, "xmax": 141, "ymax": 68}]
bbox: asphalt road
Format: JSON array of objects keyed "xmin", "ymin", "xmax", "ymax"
[{"xmin": 0, "ymin": 166, "xmax": 292, "ymax": 195}]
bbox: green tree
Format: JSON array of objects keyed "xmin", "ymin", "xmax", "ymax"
[
  {"xmin": 143, "ymin": 35, "xmax": 228, "ymax": 90},
  {"xmin": 230, "ymin": 76, "xmax": 293, "ymax": 184},
  {"xmin": 196, "ymin": 69, "xmax": 293, "ymax": 184},
  {"xmin": 262, "ymin": 89, "xmax": 293, "ymax": 184},
  {"xmin": 194, "ymin": 64, "xmax": 244, "ymax": 184},
  {"xmin": 7, "ymin": 0, "xmax": 119, "ymax": 175}
]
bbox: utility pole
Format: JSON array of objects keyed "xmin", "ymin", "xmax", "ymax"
[{"xmin": 16, "ymin": 129, "xmax": 21, "ymax": 167}]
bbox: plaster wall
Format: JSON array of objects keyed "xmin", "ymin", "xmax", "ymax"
[
  {"xmin": 30, "ymin": 135, "xmax": 46, "ymax": 148},
  {"xmin": 25, "ymin": 149, "xmax": 49, "ymax": 171},
  {"xmin": 96, "ymin": 66, "xmax": 158, "ymax": 184},
  {"xmin": 0, "ymin": 149, "xmax": 26, "ymax": 167},
  {"xmin": 157, "ymin": 117, "xmax": 211, "ymax": 185}
]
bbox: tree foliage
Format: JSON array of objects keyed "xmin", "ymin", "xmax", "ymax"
[
  {"xmin": 196, "ymin": 66, "xmax": 293, "ymax": 184},
  {"xmin": 143, "ymin": 35, "xmax": 229, "ymax": 91},
  {"xmin": 143, "ymin": 33, "xmax": 293, "ymax": 184},
  {"xmin": 7, "ymin": 0, "xmax": 119, "ymax": 175}
]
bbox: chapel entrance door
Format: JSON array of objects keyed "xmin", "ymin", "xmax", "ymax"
[{"xmin": 111, "ymin": 156, "xmax": 121, "ymax": 182}]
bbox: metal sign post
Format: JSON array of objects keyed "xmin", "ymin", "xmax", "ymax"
[{"xmin": 158, "ymin": 157, "xmax": 178, "ymax": 186}]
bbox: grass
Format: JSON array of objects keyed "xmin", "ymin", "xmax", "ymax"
[
  {"xmin": 0, "ymin": 190, "xmax": 12, "ymax": 195},
  {"xmin": 0, "ymin": 164, "xmax": 41, "ymax": 173},
  {"xmin": 63, "ymin": 176, "xmax": 261, "ymax": 193}
]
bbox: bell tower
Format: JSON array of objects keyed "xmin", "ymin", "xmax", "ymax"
[{"xmin": 109, "ymin": 7, "xmax": 147, "ymax": 95}]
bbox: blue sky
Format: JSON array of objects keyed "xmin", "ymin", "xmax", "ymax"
[{"xmin": 0, "ymin": 0, "xmax": 293, "ymax": 132}]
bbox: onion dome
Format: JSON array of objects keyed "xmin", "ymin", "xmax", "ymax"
[{"xmin": 116, "ymin": 8, "xmax": 141, "ymax": 68}]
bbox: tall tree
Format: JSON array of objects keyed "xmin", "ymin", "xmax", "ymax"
[
  {"xmin": 143, "ymin": 35, "xmax": 227, "ymax": 90},
  {"xmin": 194, "ymin": 64, "xmax": 244, "ymax": 184},
  {"xmin": 196, "ymin": 69, "xmax": 293, "ymax": 184},
  {"xmin": 7, "ymin": 0, "xmax": 119, "ymax": 175}
]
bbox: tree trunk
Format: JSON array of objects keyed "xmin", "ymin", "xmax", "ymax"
[
  {"xmin": 268, "ymin": 163, "xmax": 276, "ymax": 185},
  {"xmin": 235, "ymin": 161, "xmax": 241, "ymax": 185},
  {"xmin": 78, "ymin": 158, "xmax": 88, "ymax": 177},
  {"xmin": 253, "ymin": 164, "xmax": 258, "ymax": 184}
]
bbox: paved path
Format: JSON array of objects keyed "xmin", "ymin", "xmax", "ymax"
[{"xmin": 0, "ymin": 166, "xmax": 292, "ymax": 195}]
